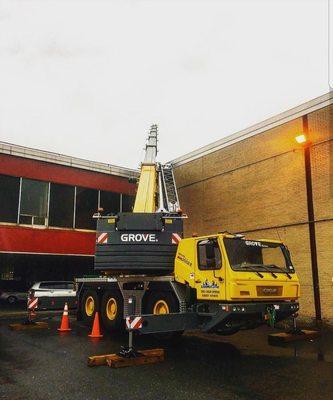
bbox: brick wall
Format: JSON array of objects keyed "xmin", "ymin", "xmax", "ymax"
[{"xmin": 174, "ymin": 103, "xmax": 333, "ymax": 325}]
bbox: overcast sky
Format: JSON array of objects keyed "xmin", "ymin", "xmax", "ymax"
[{"xmin": 0, "ymin": 0, "xmax": 330, "ymax": 169}]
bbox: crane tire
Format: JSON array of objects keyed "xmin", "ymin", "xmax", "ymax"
[
  {"xmin": 80, "ymin": 290, "xmax": 99, "ymax": 326},
  {"xmin": 100, "ymin": 290, "xmax": 123, "ymax": 332},
  {"xmin": 145, "ymin": 291, "xmax": 183, "ymax": 341}
]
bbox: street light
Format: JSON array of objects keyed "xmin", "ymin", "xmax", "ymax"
[{"xmin": 295, "ymin": 134, "xmax": 307, "ymax": 144}]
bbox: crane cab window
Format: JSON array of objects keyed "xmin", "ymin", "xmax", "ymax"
[{"xmin": 197, "ymin": 238, "xmax": 222, "ymax": 270}]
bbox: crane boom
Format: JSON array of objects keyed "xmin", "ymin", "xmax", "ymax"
[{"xmin": 133, "ymin": 125, "xmax": 158, "ymax": 213}]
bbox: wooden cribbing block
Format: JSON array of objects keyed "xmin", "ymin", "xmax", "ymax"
[
  {"xmin": 268, "ymin": 329, "xmax": 320, "ymax": 345},
  {"xmin": 88, "ymin": 354, "xmax": 114, "ymax": 367},
  {"xmin": 88, "ymin": 349, "xmax": 165, "ymax": 368},
  {"xmin": 9, "ymin": 322, "xmax": 49, "ymax": 331}
]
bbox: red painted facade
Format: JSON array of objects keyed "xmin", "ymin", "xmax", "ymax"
[
  {"xmin": 0, "ymin": 154, "xmax": 136, "ymax": 195},
  {"xmin": 0, "ymin": 225, "xmax": 96, "ymax": 256},
  {"xmin": 0, "ymin": 154, "xmax": 136, "ymax": 257}
]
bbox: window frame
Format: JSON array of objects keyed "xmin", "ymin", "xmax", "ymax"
[
  {"xmin": 0, "ymin": 174, "xmax": 21, "ymax": 224},
  {"xmin": 19, "ymin": 178, "xmax": 49, "ymax": 226},
  {"xmin": 197, "ymin": 238, "xmax": 222, "ymax": 271},
  {"xmin": 48, "ymin": 182, "xmax": 75, "ymax": 229}
]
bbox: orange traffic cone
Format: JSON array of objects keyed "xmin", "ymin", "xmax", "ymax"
[
  {"xmin": 57, "ymin": 303, "xmax": 71, "ymax": 332},
  {"xmin": 88, "ymin": 312, "xmax": 103, "ymax": 338}
]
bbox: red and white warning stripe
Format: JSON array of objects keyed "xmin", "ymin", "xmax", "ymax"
[
  {"xmin": 172, "ymin": 233, "xmax": 182, "ymax": 244},
  {"xmin": 97, "ymin": 232, "xmax": 108, "ymax": 244},
  {"xmin": 126, "ymin": 316, "xmax": 143, "ymax": 330},
  {"xmin": 63, "ymin": 303, "xmax": 69, "ymax": 316},
  {"xmin": 28, "ymin": 297, "xmax": 38, "ymax": 310}
]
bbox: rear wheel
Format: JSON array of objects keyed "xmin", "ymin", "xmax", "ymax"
[
  {"xmin": 7, "ymin": 296, "xmax": 17, "ymax": 304},
  {"xmin": 145, "ymin": 291, "xmax": 183, "ymax": 340},
  {"xmin": 80, "ymin": 290, "xmax": 99, "ymax": 325},
  {"xmin": 100, "ymin": 290, "xmax": 123, "ymax": 331}
]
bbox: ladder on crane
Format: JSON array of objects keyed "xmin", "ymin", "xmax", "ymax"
[{"xmin": 158, "ymin": 163, "xmax": 180, "ymax": 213}]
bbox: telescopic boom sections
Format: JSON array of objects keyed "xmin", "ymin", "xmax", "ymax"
[
  {"xmin": 133, "ymin": 125, "xmax": 158, "ymax": 213},
  {"xmin": 133, "ymin": 124, "xmax": 181, "ymax": 214}
]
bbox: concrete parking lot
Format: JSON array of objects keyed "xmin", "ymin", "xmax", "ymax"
[{"xmin": 0, "ymin": 315, "xmax": 332, "ymax": 400}]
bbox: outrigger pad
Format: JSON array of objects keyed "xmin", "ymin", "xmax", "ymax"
[
  {"xmin": 9, "ymin": 322, "xmax": 49, "ymax": 331},
  {"xmin": 88, "ymin": 348, "xmax": 165, "ymax": 368},
  {"xmin": 268, "ymin": 329, "xmax": 320, "ymax": 345}
]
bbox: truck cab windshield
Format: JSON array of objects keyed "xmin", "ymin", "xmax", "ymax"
[{"xmin": 223, "ymin": 238, "xmax": 294, "ymax": 274}]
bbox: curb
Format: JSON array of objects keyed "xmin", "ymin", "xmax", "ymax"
[{"xmin": 0, "ymin": 309, "xmax": 77, "ymax": 321}]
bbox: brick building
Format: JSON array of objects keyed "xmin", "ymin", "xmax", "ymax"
[
  {"xmin": 0, "ymin": 143, "xmax": 138, "ymax": 291},
  {"xmin": 172, "ymin": 92, "xmax": 333, "ymax": 325}
]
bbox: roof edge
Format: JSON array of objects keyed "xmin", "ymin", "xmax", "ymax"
[
  {"xmin": 0, "ymin": 141, "xmax": 139, "ymax": 179},
  {"xmin": 171, "ymin": 91, "xmax": 333, "ymax": 167}
]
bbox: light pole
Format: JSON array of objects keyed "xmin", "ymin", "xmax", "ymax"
[{"xmin": 295, "ymin": 115, "xmax": 321, "ymax": 324}]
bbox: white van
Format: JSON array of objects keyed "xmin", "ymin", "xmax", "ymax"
[{"xmin": 28, "ymin": 281, "xmax": 77, "ymax": 310}]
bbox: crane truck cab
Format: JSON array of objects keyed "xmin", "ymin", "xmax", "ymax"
[
  {"xmin": 165, "ymin": 232, "xmax": 300, "ymax": 335},
  {"xmin": 175, "ymin": 233, "xmax": 299, "ymax": 303}
]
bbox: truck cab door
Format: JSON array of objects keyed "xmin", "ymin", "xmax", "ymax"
[{"xmin": 194, "ymin": 237, "xmax": 226, "ymax": 301}]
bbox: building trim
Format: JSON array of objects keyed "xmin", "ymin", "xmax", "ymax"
[
  {"xmin": 171, "ymin": 92, "xmax": 333, "ymax": 167},
  {"xmin": 0, "ymin": 221, "xmax": 96, "ymax": 233},
  {"xmin": 0, "ymin": 140, "xmax": 138, "ymax": 179},
  {"xmin": 0, "ymin": 153, "xmax": 136, "ymax": 195},
  {"xmin": 0, "ymin": 251, "xmax": 93, "ymax": 257},
  {"xmin": 236, "ymin": 217, "xmax": 333, "ymax": 235}
]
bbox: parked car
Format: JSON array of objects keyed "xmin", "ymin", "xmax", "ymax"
[
  {"xmin": 28, "ymin": 281, "xmax": 77, "ymax": 310},
  {"xmin": 0, "ymin": 290, "xmax": 27, "ymax": 304}
]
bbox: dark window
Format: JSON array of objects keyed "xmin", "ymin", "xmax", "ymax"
[
  {"xmin": 122, "ymin": 194, "xmax": 135, "ymax": 212},
  {"xmin": 39, "ymin": 282, "xmax": 56, "ymax": 289},
  {"xmin": 49, "ymin": 183, "xmax": 75, "ymax": 228},
  {"xmin": 19, "ymin": 178, "xmax": 48, "ymax": 225},
  {"xmin": 100, "ymin": 191, "xmax": 120, "ymax": 215},
  {"xmin": 39, "ymin": 282, "xmax": 69, "ymax": 289},
  {"xmin": 198, "ymin": 238, "xmax": 222, "ymax": 270},
  {"xmin": 51, "ymin": 283, "xmax": 67, "ymax": 289},
  {"xmin": 223, "ymin": 238, "xmax": 293, "ymax": 273},
  {"xmin": 75, "ymin": 187, "xmax": 98, "ymax": 230},
  {"xmin": 0, "ymin": 264, "xmax": 15, "ymax": 280},
  {"xmin": 0, "ymin": 174, "xmax": 20, "ymax": 223}
]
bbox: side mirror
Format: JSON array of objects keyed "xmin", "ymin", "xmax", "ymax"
[{"xmin": 205, "ymin": 241, "xmax": 215, "ymax": 260}]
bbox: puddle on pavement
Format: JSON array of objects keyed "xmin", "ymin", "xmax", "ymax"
[
  {"xmin": 242, "ymin": 338, "xmax": 333, "ymax": 363},
  {"xmin": 185, "ymin": 329, "xmax": 333, "ymax": 364}
]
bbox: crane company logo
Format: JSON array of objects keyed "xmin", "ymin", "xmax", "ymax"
[
  {"xmin": 177, "ymin": 253, "xmax": 192, "ymax": 266},
  {"xmin": 257, "ymin": 286, "xmax": 282, "ymax": 296},
  {"xmin": 245, "ymin": 240, "xmax": 268, "ymax": 248},
  {"xmin": 201, "ymin": 280, "xmax": 219, "ymax": 289},
  {"xmin": 262, "ymin": 287, "xmax": 278, "ymax": 294},
  {"xmin": 120, "ymin": 233, "xmax": 158, "ymax": 243}
]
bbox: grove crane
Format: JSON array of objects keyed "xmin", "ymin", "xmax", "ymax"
[{"xmin": 76, "ymin": 125, "xmax": 300, "ymax": 337}]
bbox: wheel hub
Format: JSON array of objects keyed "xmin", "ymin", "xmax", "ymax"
[
  {"xmin": 106, "ymin": 298, "xmax": 117, "ymax": 320},
  {"xmin": 85, "ymin": 296, "xmax": 95, "ymax": 316},
  {"xmin": 153, "ymin": 300, "xmax": 169, "ymax": 314}
]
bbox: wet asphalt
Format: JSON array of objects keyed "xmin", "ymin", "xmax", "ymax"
[{"xmin": 0, "ymin": 315, "xmax": 332, "ymax": 400}]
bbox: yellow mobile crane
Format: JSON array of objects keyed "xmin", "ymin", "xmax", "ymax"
[{"xmin": 76, "ymin": 125, "xmax": 300, "ymax": 337}]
